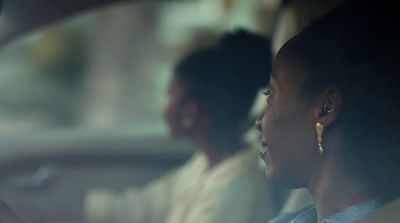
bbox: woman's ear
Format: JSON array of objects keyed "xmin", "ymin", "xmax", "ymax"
[
  {"xmin": 315, "ymin": 88, "xmax": 342, "ymax": 127},
  {"xmin": 180, "ymin": 100, "xmax": 200, "ymax": 129}
]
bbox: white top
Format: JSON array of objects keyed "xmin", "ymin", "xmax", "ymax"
[{"xmin": 85, "ymin": 148, "xmax": 278, "ymax": 223}]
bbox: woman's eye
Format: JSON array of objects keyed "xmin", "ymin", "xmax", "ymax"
[
  {"xmin": 263, "ymin": 88, "xmax": 272, "ymax": 103},
  {"xmin": 263, "ymin": 88, "xmax": 271, "ymax": 96}
]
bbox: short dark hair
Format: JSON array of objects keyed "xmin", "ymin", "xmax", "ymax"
[{"xmin": 174, "ymin": 29, "xmax": 272, "ymax": 137}]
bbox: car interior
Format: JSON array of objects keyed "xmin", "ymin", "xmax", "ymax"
[{"xmin": 0, "ymin": 0, "xmax": 345, "ymax": 222}]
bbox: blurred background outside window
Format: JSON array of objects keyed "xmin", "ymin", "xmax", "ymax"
[{"xmin": 0, "ymin": 0, "xmax": 278, "ymax": 141}]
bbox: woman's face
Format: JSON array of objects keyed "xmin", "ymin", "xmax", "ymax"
[
  {"xmin": 164, "ymin": 78, "xmax": 188, "ymax": 137},
  {"xmin": 257, "ymin": 52, "xmax": 321, "ymax": 188}
]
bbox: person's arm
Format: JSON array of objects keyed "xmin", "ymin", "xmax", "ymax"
[
  {"xmin": 84, "ymin": 153, "xmax": 201, "ymax": 223},
  {"xmin": 84, "ymin": 170, "xmax": 180, "ymax": 223}
]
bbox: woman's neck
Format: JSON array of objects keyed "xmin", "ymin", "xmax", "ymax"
[{"xmin": 307, "ymin": 158, "xmax": 378, "ymax": 221}]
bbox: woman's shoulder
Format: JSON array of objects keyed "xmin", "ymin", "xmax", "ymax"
[
  {"xmin": 268, "ymin": 205, "xmax": 317, "ymax": 223},
  {"xmin": 206, "ymin": 148, "xmax": 266, "ymax": 185},
  {"xmin": 355, "ymin": 196, "xmax": 400, "ymax": 223}
]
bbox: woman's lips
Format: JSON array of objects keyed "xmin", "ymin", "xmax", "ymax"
[{"xmin": 260, "ymin": 141, "xmax": 268, "ymax": 160}]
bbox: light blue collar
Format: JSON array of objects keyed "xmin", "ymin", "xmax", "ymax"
[
  {"xmin": 319, "ymin": 197, "xmax": 385, "ymax": 223},
  {"xmin": 269, "ymin": 197, "xmax": 385, "ymax": 223}
]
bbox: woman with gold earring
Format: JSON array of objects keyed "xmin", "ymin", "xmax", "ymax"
[{"xmin": 256, "ymin": 1, "xmax": 400, "ymax": 222}]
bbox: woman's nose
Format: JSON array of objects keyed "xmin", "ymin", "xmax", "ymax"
[{"xmin": 255, "ymin": 116, "xmax": 263, "ymax": 132}]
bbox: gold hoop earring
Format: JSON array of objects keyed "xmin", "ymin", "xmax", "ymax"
[{"xmin": 315, "ymin": 122, "xmax": 324, "ymax": 156}]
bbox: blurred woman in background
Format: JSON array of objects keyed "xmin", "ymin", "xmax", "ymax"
[
  {"xmin": 85, "ymin": 30, "xmax": 283, "ymax": 223},
  {"xmin": 256, "ymin": 1, "xmax": 400, "ymax": 222}
]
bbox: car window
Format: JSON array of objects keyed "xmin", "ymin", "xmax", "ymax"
[
  {"xmin": 0, "ymin": 2, "xmax": 282, "ymax": 222},
  {"xmin": 0, "ymin": 0, "xmax": 278, "ymax": 143}
]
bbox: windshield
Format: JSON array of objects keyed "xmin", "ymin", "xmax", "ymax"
[{"xmin": 0, "ymin": 0, "xmax": 278, "ymax": 139}]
